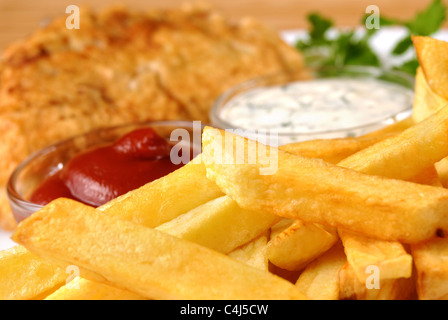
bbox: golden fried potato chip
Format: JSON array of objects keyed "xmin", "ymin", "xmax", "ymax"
[
  {"xmin": 201, "ymin": 126, "xmax": 448, "ymax": 243},
  {"xmin": 413, "ymin": 36, "xmax": 448, "ymax": 101},
  {"xmin": 338, "ymin": 104, "xmax": 448, "ymax": 181},
  {"xmin": 412, "ymin": 237, "xmax": 448, "ymax": 300},
  {"xmin": 0, "ymin": 245, "xmax": 66, "ymax": 300},
  {"xmin": 228, "ymin": 232, "xmax": 269, "ymax": 271},
  {"xmin": 98, "ymin": 155, "xmax": 223, "ymax": 227},
  {"xmin": 157, "ymin": 195, "xmax": 279, "ymax": 254},
  {"xmin": 44, "ymin": 277, "xmax": 146, "ymax": 300},
  {"xmin": 295, "ymin": 242, "xmax": 346, "ymax": 300},
  {"xmin": 338, "ymin": 261, "xmax": 416, "ymax": 300},
  {"xmin": 281, "ymin": 117, "xmax": 413, "ymax": 164},
  {"xmin": 412, "ymin": 66, "xmax": 448, "ymax": 122},
  {"xmin": 13, "ymin": 198, "xmax": 308, "ymax": 300},
  {"xmin": 266, "ymin": 221, "xmax": 338, "ymax": 271},
  {"xmin": 338, "ymin": 230, "xmax": 412, "ymax": 283}
]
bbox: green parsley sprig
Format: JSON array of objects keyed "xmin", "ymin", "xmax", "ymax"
[{"xmin": 295, "ymin": 0, "xmax": 447, "ymax": 75}]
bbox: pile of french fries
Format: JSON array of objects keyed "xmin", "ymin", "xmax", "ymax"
[{"xmin": 3, "ymin": 35, "xmax": 448, "ymax": 300}]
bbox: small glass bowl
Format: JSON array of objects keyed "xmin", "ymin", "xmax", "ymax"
[
  {"xmin": 210, "ymin": 66, "xmax": 414, "ymax": 145},
  {"xmin": 7, "ymin": 120, "xmax": 203, "ymax": 223}
]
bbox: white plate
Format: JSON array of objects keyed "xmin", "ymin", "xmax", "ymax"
[{"xmin": 1, "ymin": 27, "xmax": 448, "ymax": 251}]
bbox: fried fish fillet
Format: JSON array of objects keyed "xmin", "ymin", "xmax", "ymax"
[{"xmin": 0, "ymin": 4, "xmax": 304, "ymax": 230}]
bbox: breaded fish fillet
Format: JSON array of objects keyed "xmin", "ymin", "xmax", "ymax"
[{"xmin": 0, "ymin": 4, "xmax": 304, "ymax": 230}]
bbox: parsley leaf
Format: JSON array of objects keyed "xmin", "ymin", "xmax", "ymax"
[
  {"xmin": 405, "ymin": 0, "xmax": 446, "ymax": 36},
  {"xmin": 391, "ymin": 35, "xmax": 413, "ymax": 55},
  {"xmin": 296, "ymin": 13, "xmax": 380, "ymax": 68},
  {"xmin": 381, "ymin": 0, "xmax": 447, "ymax": 57},
  {"xmin": 308, "ymin": 13, "xmax": 333, "ymax": 43},
  {"xmin": 393, "ymin": 58, "xmax": 420, "ymax": 75}
]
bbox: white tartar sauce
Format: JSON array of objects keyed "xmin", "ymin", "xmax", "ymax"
[{"xmin": 217, "ymin": 77, "xmax": 413, "ymax": 141}]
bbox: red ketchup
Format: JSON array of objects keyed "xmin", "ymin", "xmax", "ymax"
[{"xmin": 30, "ymin": 128, "xmax": 188, "ymax": 207}]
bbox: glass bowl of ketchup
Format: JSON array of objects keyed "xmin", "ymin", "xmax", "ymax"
[{"xmin": 7, "ymin": 120, "xmax": 203, "ymax": 223}]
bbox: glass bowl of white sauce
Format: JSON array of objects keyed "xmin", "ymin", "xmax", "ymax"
[{"xmin": 210, "ymin": 66, "xmax": 414, "ymax": 145}]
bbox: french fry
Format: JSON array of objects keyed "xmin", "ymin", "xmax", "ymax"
[
  {"xmin": 412, "ymin": 36, "xmax": 448, "ymax": 102},
  {"xmin": 338, "ymin": 104, "xmax": 448, "ymax": 181},
  {"xmin": 13, "ymin": 198, "xmax": 308, "ymax": 300},
  {"xmin": 50, "ymin": 202, "xmax": 278, "ymax": 300},
  {"xmin": 157, "ymin": 195, "xmax": 280, "ymax": 254},
  {"xmin": 412, "ymin": 66, "xmax": 448, "ymax": 123},
  {"xmin": 43, "ymin": 194, "xmax": 278, "ymax": 299},
  {"xmin": 98, "ymin": 155, "xmax": 223, "ymax": 228},
  {"xmin": 338, "ymin": 230, "xmax": 412, "ymax": 283},
  {"xmin": 280, "ymin": 117, "xmax": 412, "ymax": 164},
  {"xmin": 295, "ymin": 242, "xmax": 346, "ymax": 300},
  {"xmin": 359, "ymin": 117, "xmax": 414, "ymax": 139},
  {"xmin": 338, "ymin": 261, "xmax": 416, "ymax": 300},
  {"xmin": 280, "ymin": 135, "xmax": 394, "ymax": 164},
  {"xmin": 411, "ymin": 237, "xmax": 448, "ymax": 300},
  {"xmin": 0, "ymin": 245, "xmax": 66, "ymax": 300},
  {"xmin": 44, "ymin": 277, "xmax": 146, "ymax": 300},
  {"xmin": 201, "ymin": 126, "xmax": 448, "ymax": 243},
  {"xmin": 228, "ymin": 232, "xmax": 269, "ymax": 271},
  {"xmin": 266, "ymin": 220, "xmax": 338, "ymax": 271},
  {"xmin": 46, "ymin": 195, "xmax": 278, "ymax": 299}
]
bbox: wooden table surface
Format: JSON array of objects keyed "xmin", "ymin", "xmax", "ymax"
[{"xmin": 0, "ymin": 0, "xmax": 445, "ymax": 50}]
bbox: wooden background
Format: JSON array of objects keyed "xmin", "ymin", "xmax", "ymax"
[{"xmin": 0, "ymin": 0, "xmax": 445, "ymax": 50}]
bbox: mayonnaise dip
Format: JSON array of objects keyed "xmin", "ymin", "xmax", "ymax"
[{"xmin": 216, "ymin": 77, "xmax": 413, "ymax": 143}]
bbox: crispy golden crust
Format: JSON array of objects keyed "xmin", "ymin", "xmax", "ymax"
[{"xmin": 0, "ymin": 5, "xmax": 304, "ymax": 230}]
